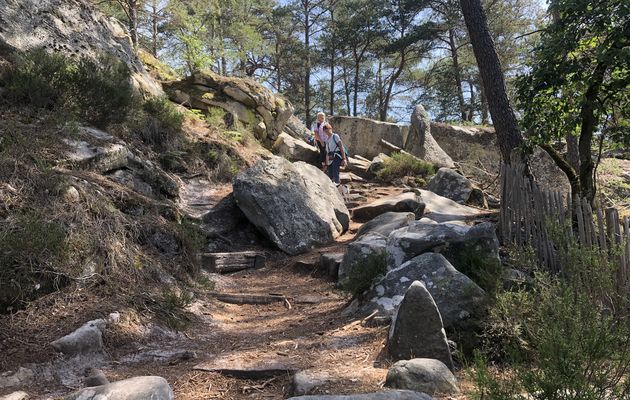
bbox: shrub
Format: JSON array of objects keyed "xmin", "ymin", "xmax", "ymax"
[
  {"xmin": 341, "ymin": 251, "xmax": 389, "ymax": 296},
  {"xmin": 2, "ymin": 50, "xmax": 135, "ymax": 128},
  {"xmin": 376, "ymin": 152, "xmax": 435, "ymax": 182},
  {"xmin": 474, "ymin": 241, "xmax": 630, "ymax": 400},
  {"xmin": 139, "ymin": 97, "xmax": 184, "ymax": 148}
]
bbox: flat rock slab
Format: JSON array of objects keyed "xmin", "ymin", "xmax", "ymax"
[
  {"xmin": 194, "ymin": 352, "xmax": 300, "ymax": 378},
  {"xmin": 417, "ymin": 189, "xmax": 482, "ymax": 222},
  {"xmin": 287, "ymin": 390, "xmax": 433, "ymax": 400},
  {"xmin": 352, "ymin": 192, "xmax": 424, "ymax": 223},
  {"xmin": 64, "ymin": 376, "xmax": 174, "ymax": 400},
  {"xmin": 290, "ymin": 367, "xmax": 387, "ymax": 396},
  {"xmin": 0, "ymin": 392, "xmax": 29, "ymax": 400}
]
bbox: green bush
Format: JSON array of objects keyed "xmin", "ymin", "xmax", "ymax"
[
  {"xmin": 139, "ymin": 97, "xmax": 184, "ymax": 148},
  {"xmin": 341, "ymin": 251, "xmax": 389, "ymax": 296},
  {"xmin": 0, "ymin": 213, "xmax": 68, "ymax": 310},
  {"xmin": 376, "ymin": 152, "xmax": 435, "ymax": 182},
  {"xmin": 2, "ymin": 50, "xmax": 134, "ymax": 128},
  {"xmin": 474, "ymin": 242, "xmax": 630, "ymax": 400}
]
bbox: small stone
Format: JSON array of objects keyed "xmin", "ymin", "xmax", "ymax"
[
  {"xmin": 51, "ymin": 319, "xmax": 106, "ymax": 355},
  {"xmin": 385, "ymin": 358, "xmax": 459, "ymax": 396},
  {"xmin": 0, "ymin": 368, "xmax": 34, "ymax": 389},
  {"xmin": 0, "ymin": 391, "xmax": 29, "ymax": 400},
  {"xmin": 63, "ymin": 186, "xmax": 81, "ymax": 203},
  {"xmin": 84, "ymin": 368, "xmax": 109, "ymax": 387}
]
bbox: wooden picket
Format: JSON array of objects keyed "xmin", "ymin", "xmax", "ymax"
[{"xmin": 500, "ymin": 163, "xmax": 630, "ymax": 283}]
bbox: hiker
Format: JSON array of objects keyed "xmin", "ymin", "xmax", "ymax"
[
  {"xmin": 311, "ymin": 112, "xmax": 328, "ymax": 170},
  {"xmin": 323, "ymin": 123, "xmax": 347, "ymax": 185}
]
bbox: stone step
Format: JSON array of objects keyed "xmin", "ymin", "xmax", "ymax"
[{"xmin": 195, "ymin": 251, "xmax": 266, "ymax": 273}]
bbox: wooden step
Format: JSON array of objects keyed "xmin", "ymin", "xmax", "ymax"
[{"xmin": 196, "ymin": 251, "xmax": 265, "ymax": 273}]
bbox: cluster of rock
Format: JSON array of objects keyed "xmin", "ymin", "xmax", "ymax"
[
  {"xmin": 166, "ymin": 71, "xmax": 294, "ymax": 142},
  {"xmin": 0, "ymin": 312, "xmax": 176, "ymax": 400}
]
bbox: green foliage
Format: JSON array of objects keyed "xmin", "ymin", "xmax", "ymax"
[
  {"xmin": 173, "ymin": 218, "xmax": 207, "ymax": 256},
  {"xmin": 376, "ymin": 152, "xmax": 435, "ymax": 182},
  {"xmin": 206, "ymin": 145, "xmax": 241, "ymax": 181},
  {"xmin": 451, "ymin": 245, "xmax": 503, "ymax": 295},
  {"xmin": 158, "ymin": 289, "xmax": 195, "ymax": 330},
  {"xmin": 474, "ymin": 241, "xmax": 630, "ymax": 400},
  {"xmin": 205, "ymin": 106, "xmax": 227, "ymax": 128},
  {"xmin": 2, "ymin": 50, "xmax": 135, "ymax": 128},
  {"xmin": 139, "ymin": 97, "xmax": 185, "ymax": 148},
  {"xmin": 0, "ymin": 213, "xmax": 68, "ymax": 309},
  {"xmin": 341, "ymin": 251, "xmax": 389, "ymax": 296}
]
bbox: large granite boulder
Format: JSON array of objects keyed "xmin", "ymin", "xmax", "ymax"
[
  {"xmin": 430, "ymin": 122, "xmax": 496, "ymax": 161},
  {"xmin": 352, "ymin": 192, "xmax": 425, "ymax": 223},
  {"xmin": 272, "ymin": 132, "xmax": 319, "ymax": 164},
  {"xmin": 355, "ymin": 212, "xmax": 415, "ymax": 241},
  {"xmin": 64, "ymin": 376, "xmax": 174, "ymax": 400},
  {"xmin": 329, "ymin": 116, "xmax": 408, "ymax": 159},
  {"xmin": 166, "ymin": 71, "xmax": 293, "ymax": 140},
  {"xmin": 427, "ymin": 168, "xmax": 473, "ymax": 204},
  {"xmin": 385, "ymin": 359, "xmax": 459, "ymax": 396},
  {"xmin": 388, "ymin": 281, "xmax": 453, "ymax": 370},
  {"xmin": 386, "ymin": 220, "xmax": 500, "ymax": 274},
  {"xmin": 51, "ymin": 319, "xmax": 106, "ymax": 355},
  {"xmin": 417, "ymin": 189, "xmax": 483, "ymax": 223},
  {"xmin": 359, "ymin": 253, "xmax": 486, "ymax": 332},
  {"xmin": 233, "ymin": 157, "xmax": 349, "ymax": 255},
  {"xmin": 405, "ymin": 106, "xmax": 454, "ymax": 168},
  {"xmin": 284, "ymin": 115, "xmax": 313, "ymax": 140},
  {"xmin": 0, "ymin": 0, "xmax": 162, "ymax": 96}
]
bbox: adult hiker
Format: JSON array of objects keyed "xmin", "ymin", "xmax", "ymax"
[
  {"xmin": 324, "ymin": 123, "xmax": 347, "ymax": 185},
  {"xmin": 311, "ymin": 112, "xmax": 328, "ymax": 170}
]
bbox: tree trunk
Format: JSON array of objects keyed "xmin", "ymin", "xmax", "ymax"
[
  {"xmin": 329, "ymin": 6, "xmax": 335, "ymax": 116},
  {"xmin": 578, "ymin": 63, "xmax": 607, "ymax": 204},
  {"xmin": 380, "ymin": 51, "xmax": 406, "ymax": 121},
  {"xmin": 460, "ymin": 0, "xmax": 524, "ymax": 164},
  {"xmin": 480, "ymin": 83, "xmax": 489, "ymax": 124},
  {"xmin": 448, "ymin": 28, "xmax": 467, "ymax": 122},
  {"xmin": 468, "ymin": 80, "xmax": 475, "ymax": 121},
  {"xmin": 352, "ymin": 49, "xmax": 360, "ymax": 116},
  {"xmin": 150, "ymin": 0, "xmax": 158, "ymax": 57},
  {"xmin": 566, "ymin": 134, "xmax": 580, "ymax": 171},
  {"xmin": 128, "ymin": 0, "xmax": 139, "ymax": 49},
  {"xmin": 304, "ymin": 3, "xmax": 312, "ymax": 126}
]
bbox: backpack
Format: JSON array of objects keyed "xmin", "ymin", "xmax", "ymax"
[{"xmin": 330, "ymin": 133, "xmax": 349, "ymax": 158}]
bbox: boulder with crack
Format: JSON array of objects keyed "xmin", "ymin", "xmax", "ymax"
[
  {"xmin": 233, "ymin": 157, "xmax": 349, "ymax": 255},
  {"xmin": 338, "ymin": 233, "xmax": 389, "ymax": 288},
  {"xmin": 355, "ymin": 212, "xmax": 415, "ymax": 241}
]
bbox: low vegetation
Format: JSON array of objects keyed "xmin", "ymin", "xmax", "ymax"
[
  {"xmin": 376, "ymin": 152, "xmax": 434, "ymax": 183},
  {"xmin": 2, "ymin": 50, "xmax": 134, "ymax": 128},
  {"xmin": 473, "ymin": 240, "xmax": 630, "ymax": 399},
  {"xmin": 341, "ymin": 251, "xmax": 389, "ymax": 296}
]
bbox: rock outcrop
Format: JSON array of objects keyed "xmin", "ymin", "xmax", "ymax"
[
  {"xmin": 388, "ymin": 281, "xmax": 453, "ymax": 369},
  {"xmin": 329, "ymin": 116, "xmax": 409, "ymax": 159},
  {"xmin": 0, "ymin": 0, "xmax": 163, "ymax": 96},
  {"xmin": 166, "ymin": 71, "xmax": 293, "ymax": 141},
  {"xmin": 355, "ymin": 212, "xmax": 415, "ymax": 241},
  {"xmin": 287, "ymin": 391, "xmax": 433, "ymax": 400},
  {"xmin": 405, "ymin": 106, "xmax": 454, "ymax": 168},
  {"xmin": 272, "ymin": 132, "xmax": 319, "ymax": 164},
  {"xmin": 233, "ymin": 157, "xmax": 349, "ymax": 255}
]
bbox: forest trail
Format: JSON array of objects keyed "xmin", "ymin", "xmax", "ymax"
[{"xmin": 104, "ymin": 179, "xmax": 420, "ymax": 399}]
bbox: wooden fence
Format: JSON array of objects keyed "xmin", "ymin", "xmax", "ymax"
[{"xmin": 500, "ymin": 163, "xmax": 630, "ymax": 283}]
